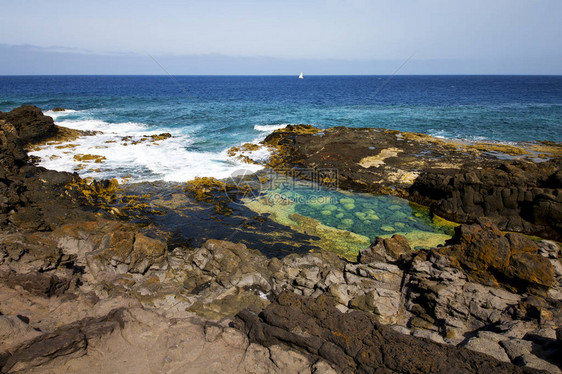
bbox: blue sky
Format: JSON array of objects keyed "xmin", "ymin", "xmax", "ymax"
[{"xmin": 1, "ymin": 0, "xmax": 561, "ymax": 74}]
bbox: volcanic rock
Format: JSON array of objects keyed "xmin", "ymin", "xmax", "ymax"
[
  {"xmin": 235, "ymin": 291, "xmax": 541, "ymax": 374},
  {"xmin": 410, "ymin": 159, "xmax": 562, "ymax": 240},
  {"xmin": 437, "ymin": 218, "xmax": 555, "ymax": 293},
  {"xmin": 0, "ymin": 106, "xmax": 57, "ymax": 144}
]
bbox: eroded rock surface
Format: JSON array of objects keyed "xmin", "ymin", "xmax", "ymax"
[
  {"xmin": 236, "ymin": 291, "xmax": 541, "ymax": 374},
  {"xmin": 410, "ymin": 160, "xmax": 562, "ymax": 240}
]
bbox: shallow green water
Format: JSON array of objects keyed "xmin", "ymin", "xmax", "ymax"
[
  {"xmin": 108, "ymin": 177, "xmax": 455, "ymax": 260},
  {"xmin": 258, "ymin": 180, "xmax": 455, "ymax": 249}
]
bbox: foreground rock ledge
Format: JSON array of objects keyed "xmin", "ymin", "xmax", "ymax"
[{"xmin": 236, "ymin": 291, "xmax": 542, "ymax": 374}]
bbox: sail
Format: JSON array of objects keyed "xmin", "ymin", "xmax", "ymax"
[{"xmin": 299, "ymin": 72, "xmax": 304, "ymax": 79}]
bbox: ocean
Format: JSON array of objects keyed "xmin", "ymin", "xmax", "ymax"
[{"xmin": 1, "ymin": 75, "xmax": 561, "ymax": 183}]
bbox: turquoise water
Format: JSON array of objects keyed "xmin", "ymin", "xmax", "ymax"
[
  {"xmin": 108, "ymin": 178, "xmax": 454, "ymax": 257},
  {"xmin": 1, "ymin": 75, "xmax": 560, "ymax": 182},
  {"xmin": 255, "ymin": 181, "xmax": 454, "ymax": 250}
]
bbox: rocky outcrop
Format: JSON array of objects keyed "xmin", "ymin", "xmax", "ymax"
[
  {"xmin": 0, "ymin": 283, "xmax": 332, "ymax": 374},
  {"xmin": 0, "ymin": 106, "xmax": 58, "ymax": 144},
  {"xmin": 72, "ymin": 221, "xmax": 555, "ymax": 371},
  {"xmin": 357, "ymin": 233, "xmax": 411, "ymax": 264},
  {"xmin": 436, "ymin": 218, "xmax": 554, "ymax": 293},
  {"xmin": 0, "ymin": 105, "xmax": 87, "ymax": 146},
  {"xmin": 410, "ymin": 160, "xmax": 562, "ymax": 241},
  {"xmin": 236, "ymin": 291, "xmax": 541, "ymax": 374},
  {"xmin": 0, "ymin": 108, "xmax": 93, "ymax": 231},
  {"xmin": 2, "ymin": 216, "xmax": 560, "ymax": 372},
  {"xmin": 230, "ymin": 125, "xmax": 562, "ymax": 239},
  {"xmin": 0, "ymin": 308, "xmax": 126, "ymax": 373}
]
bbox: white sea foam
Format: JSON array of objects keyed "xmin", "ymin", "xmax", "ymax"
[
  {"xmin": 428, "ymin": 129, "xmax": 449, "ymax": 139},
  {"xmin": 30, "ymin": 114, "xmax": 264, "ymax": 183},
  {"xmin": 223, "ymin": 142, "xmax": 272, "ymax": 165},
  {"xmin": 253, "ymin": 124, "xmax": 289, "ymax": 132},
  {"xmin": 428, "ymin": 129, "xmax": 491, "ymax": 142},
  {"xmin": 44, "ymin": 109, "xmax": 80, "ymax": 120},
  {"xmin": 465, "ymin": 135, "xmax": 489, "ymax": 142}
]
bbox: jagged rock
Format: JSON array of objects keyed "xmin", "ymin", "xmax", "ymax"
[
  {"xmin": 437, "ymin": 219, "xmax": 554, "ymax": 292},
  {"xmin": 234, "ymin": 124, "xmax": 562, "ymax": 239},
  {"xmin": 0, "ymin": 298, "xmax": 336, "ymax": 374},
  {"xmin": 514, "ymin": 354, "xmax": 562, "ymax": 374},
  {"xmin": 0, "ymin": 120, "xmax": 28, "ymax": 172},
  {"xmin": 0, "ymin": 114, "xmax": 92, "ymax": 234},
  {"xmin": 86, "ymin": 228, "xmax": 167, "ymax": 275},
  {"xmin": 539, "ymin": 240, "xmax": 561, "ymax": 258},
  {"xmin": 0, "ymin": 308, "xmax": 126, "ymax": 373},
  {"xmin": 236, "ymin": 291, "xmax": 540, "ymax": 374},
  {"xmin": 506, "ymin": 252, "xmax": 555, "ymax": 289},
  {"xmin": 462, "ymin": 335, "xmax": 511, "ymax": 362},
  {"xmin": 0, "ymin": 316, "xmax": 41, "ymax": 353},
  {"xmin": 358, "ymin": 234, "xmax": 411, "ymax": 264},
  {"xmin": 402, "ymin": 247, "xmax": 533, "ymax": 339},
  {"xmin": 3, "ymin": 271, "xmax": 71, "ymax": 297},
  {"xmin": 500, "ymin": 339, "xmax": 534, "ymax": 361},
  {"xmin": 0, "ymin": 106, "xmax": 57, "ymax": 144},
  {"xmin": 411, "ymin": 160, "xmax": 562, "ymax": 241}
]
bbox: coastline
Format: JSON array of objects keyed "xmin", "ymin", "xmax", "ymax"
[{"xmin": 0, "ymin": 106, "xmax": 561, "ymax": 373}]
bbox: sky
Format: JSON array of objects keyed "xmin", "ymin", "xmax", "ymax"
[{"xmin": 0, "ymin": 0, "xmax": 561, "ymax": 75}]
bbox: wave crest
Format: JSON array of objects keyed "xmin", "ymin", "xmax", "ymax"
[{"xmin": 253, "ymin": 124, "xmax": 289, "ymax": 132}]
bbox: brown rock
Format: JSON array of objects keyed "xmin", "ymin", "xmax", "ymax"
[
  {"xmin": 3, "ymin": 271, "xmax": 71, "ymax": 297},
  {"xmin": 358, "ymin": 234, "xmax": 411, "ymax": 264},
  {"xmin": 0, "ymin": 105, "xmax": 56, "ymax": 144},
  {"xmin": 507, "ymin": 253, "xmax": 554, "ymax": 288},
  {"xmin": 236, "ymin": 291, "xmax": 539, "ymax": 374},
  {"xmin": 0, "ymin": 308, "xmax": 125, "ymax": 373},
  {"xmin": 439, "ymin": 219, "xmax": 555, "ymax": 293},
  {"xmin": 411, "ymin": 160, "xmax": 562, "ymax": 241}
]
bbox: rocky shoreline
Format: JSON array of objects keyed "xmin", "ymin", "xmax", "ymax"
[
  {"xmin": 230, "ymin": 124, "xmax": 562, "ymax": 241},
  {"xmin": 1, "ymin": 106, "xmax": 561, "ymax": 373}
]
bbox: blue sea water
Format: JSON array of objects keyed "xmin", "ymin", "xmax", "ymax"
[{"xmin": 1, "ymin": 75, "xmax": 561, "ymax": 182}]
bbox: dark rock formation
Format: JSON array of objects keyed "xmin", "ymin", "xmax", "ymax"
[
  {"xmin": 0, "ymin": 106, "xmax": 58, "ymax": 144},
  {"xmin": 0, "ymin": 110, "xmax": 93, "ymax": 232},
  {"xmin": 358, "ymin": 233, "xmax": 411, "ymax": 264},
  {"xmin": 236, "ymin": 291, "xmax": 541, "ymax": 374},
  {"xmin": 410, "ymin": 160, "xmax": 562, "ymax": 241},
  {"xmin": 437, "ymin": 218, "xmax": 554, "ymax": 293},
  {"xmin": 0, "ymin": 308, "xmax": 126, "ymax": 373},
  {"xmin": 2, "ymin": 271, "xmax": 72, "ymax": 297}
]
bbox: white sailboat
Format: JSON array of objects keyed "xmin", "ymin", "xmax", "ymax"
[{"xmin": 298, "ymin": 72, "xmax": 304, "ymax": 79}]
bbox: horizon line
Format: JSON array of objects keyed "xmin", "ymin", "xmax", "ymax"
[{"xmin": 2, "ymin": 73, "xmax": 562, "ymax": 77}]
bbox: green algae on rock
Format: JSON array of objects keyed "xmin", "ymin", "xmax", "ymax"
[{"xmin": 242, "ymin": 179, "xmax": 457, "ymax": 259}]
